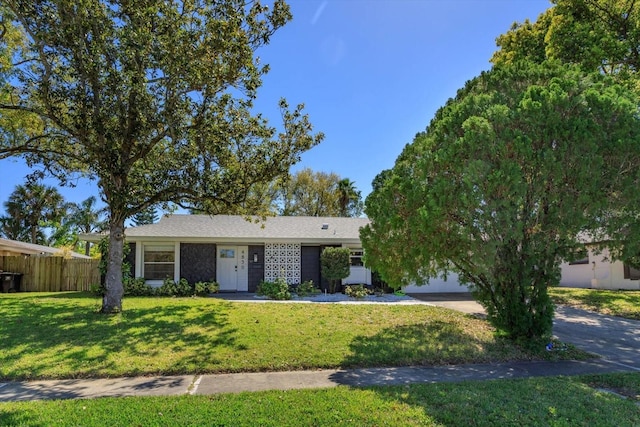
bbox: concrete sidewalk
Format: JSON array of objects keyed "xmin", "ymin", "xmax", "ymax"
[{"xmin": 0, "ymin": 359, "xmax": 633, "ymax": 402}]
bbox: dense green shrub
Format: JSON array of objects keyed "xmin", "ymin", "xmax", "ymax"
[
  {"xmin": 295, "ymin": 280, "xmax": 318, "ymax": 297},
  {"xmin": 95, "ymin": 276, "xmax": 219, "ymax": 297},
  {"xmin": 194, "ymin": 281, "xmax": 219, "ymax": 296},
  {"xmin": 155, "ymin": 278, "xmax": 193, "ymax": 296},
  {"xmin": 257, "ymin": 277, "xmax": 291, "ymax": 300},
  {"xmin": 344, "ymin": 284, "xmax": 370, "ymax": 299},
  {"xmin": 321, "ymin": 247, "xmax": 350, "ymax": 293},
  {"xmin": 124, "ymin": 277, "xmax": 154, "ymax": 296}
]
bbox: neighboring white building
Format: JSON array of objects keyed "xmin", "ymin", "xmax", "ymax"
[
  {"xmin": 402, "ymin": 273, "xmax": 469, "ymax": 293},
  {"xmin": 0, "ymin": 237, "xmax": 91, "ymax": 259},
  {"xmin": 560, "ymin": 246, "xmax": 640, "ymax": 290}
]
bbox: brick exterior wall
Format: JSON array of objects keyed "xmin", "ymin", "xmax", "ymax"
[
  {"xmin": 248, "ymin": 245, "xmax": 264, "ymax": 292},
  {"xmin": 301, "ymin": 246, "xmax": 321, "ymax": 288},
  {"xmin": 180, "ymin": 243, "xmax": 216, "ymax": 283}
]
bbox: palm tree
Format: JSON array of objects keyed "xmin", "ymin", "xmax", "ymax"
[
  {"xmin": 68, "ymin": 196, "xmax": 107, "ymax": 255},
  {"xmin": 337, "ymin": 178, "xmax": 362, "ymax": 217},
  {"xmin": 2, "ymin": 182, "xmax": 66, "ymax": 244}
]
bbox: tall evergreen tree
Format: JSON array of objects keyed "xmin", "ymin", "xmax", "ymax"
[
  {"xmin": 131, "ymin": 206, "xmax": 158, "ymax": 227},
  {"xmin": 362, "ymin": 61, "xmax": 640, "ymax": 341}
]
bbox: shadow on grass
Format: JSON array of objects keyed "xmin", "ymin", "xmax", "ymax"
[
  {"xmin": 47, "ymin": 291, "xmax": 102, "ymax": 299},
  {"xmin": 341, "ymin": 320, "xmax": 519, "ymax": 369},
  {"xmin": 0, "ymin": 295, "xmax": 240, "ymax": 381},
  {"xmin": 0, "ymin": 410, "xmax": 33, "ymax": 427}
]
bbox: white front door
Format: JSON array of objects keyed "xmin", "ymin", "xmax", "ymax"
[{"xmin": 217, "ymin": 246, "xmax": 249, "ymax": 291}]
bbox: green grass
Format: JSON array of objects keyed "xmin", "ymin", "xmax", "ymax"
[
  {"xmin": 0, "ymin": 292, "xmax": 589, "ymax": 381},
  {"xmin": 549, "ymin": 287, "xmax": 640, "ymax": 319},
  {"xmin": 1, "ymin": 373, "xmax": 638, "ymax": 426}
]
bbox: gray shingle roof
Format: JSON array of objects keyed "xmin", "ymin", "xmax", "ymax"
[{"xmin": 124, "ymin": 215, "xmax": 370, "ymax": 244}]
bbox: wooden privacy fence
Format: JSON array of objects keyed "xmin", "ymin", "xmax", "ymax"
[{"xmin": 0, "ymin": 256, "xmax": 100, "ymax": 292}]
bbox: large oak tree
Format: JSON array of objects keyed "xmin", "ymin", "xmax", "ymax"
[{"xmin": 0, "ymin": 0, "xmax": 322, "ymax": 312}]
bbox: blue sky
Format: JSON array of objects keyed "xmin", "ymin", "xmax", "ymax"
[{"xmin": 0, "ymin": 0, "xmax": 552, "ymax": 214}]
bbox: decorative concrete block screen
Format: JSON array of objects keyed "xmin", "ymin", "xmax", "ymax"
[{"xmin": 264, "ymin": 243, "xmax": 301, "ymax": 284}]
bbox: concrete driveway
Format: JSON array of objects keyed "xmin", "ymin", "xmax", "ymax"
[
  {"xmin": 553, "ymin": 305, "xmax": 640, "ymax": 371},
  {"xmin": 408, "ymin": 293, "xmax": 486, "ymax": 317},
  {"xmin": 411, "ymin": 293, "xmax": 640, "ymax": 371}
]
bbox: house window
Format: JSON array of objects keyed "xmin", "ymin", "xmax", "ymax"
[
  {"xmin": 568, "ymin": 248, "xmax": 589, "ymax": 265},
  {"xmin": 220, "ymin": 249, "xmax": 235, "ymax": 259},
  {"xmin": 143, "ymin": 245, "xmax": 175, "ymax": 280},
  {"xmin": 350, "ymin": 249, "xmax": 364, "ymax": 267},
  {"xmin": 623, "ymin": 264, "xmax": 640, "ymax": 280}
]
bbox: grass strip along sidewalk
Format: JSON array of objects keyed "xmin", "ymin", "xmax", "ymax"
[{"xmin": 1, "ymin": 374, "xmax": 639, "ymax": 426}]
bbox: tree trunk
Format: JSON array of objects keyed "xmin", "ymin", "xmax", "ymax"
[
  {"xmin": 85, "ymin": 241, "xmax": 91, "ymax": 256},
  {"xmin": 101, "ymin": 219, "xmax": 125, "ymax": 313}
]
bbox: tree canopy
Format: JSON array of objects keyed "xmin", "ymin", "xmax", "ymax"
[
  {"xmin": 361, "ymin": 60, "xmax": 640, "ymax": 340},
  {"xmin": 493, "ymin": 0, "xmax": 640, "ymax": 89},
  {"xmin": 0, "ymin": 181, "xmax": 66, "ymax": 244},
  {"xmin": 0, "ymin": 0, "xmax": 323, "ymax": 313},
  {"xmin": 131, "ymin": 206, "xmax": 159, "ymax": 227},
  {"xmin": 363, "ymin": 0, "xmax": 640, "ymax": 341},
  {"xmin": 276, "ymin": 168, "xmax": 363, "ymax": 217},
  {"xmin": 67, "ymin": 196, "xmax": 106, "ymax": 255},
  {"xmin": 493, "ymin": 0, "xmax": 640, "ymax": 262}
]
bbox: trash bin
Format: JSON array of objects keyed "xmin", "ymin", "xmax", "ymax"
[{"xmin": 1, "ymin": 273, "xmax": 22, "ymax": 292}]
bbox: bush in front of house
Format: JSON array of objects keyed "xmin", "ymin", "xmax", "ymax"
[
  {"xmin": 92, "ymin": 277, "xmax": 219, "ymax": 297},
  {"xmin": 257, "ymin": 277, "xmax": 291, "ymax": 300},
  {"xmin": 344, "ymin": 284, "xmax": 370, "ymax": 299},
  {"xmin": 194, "ymin": 281, "xmax": 219, "ymax": 296},
  {"xmin": 157, "ymin": 278, "xmax": 205, "ymax": 297},
  {"xmin": 295, "ymin": 280, "xmax": 318, "ymax": 297},
  {"xmin": 124, "ymin": 277, "xmax": 155, "ymax": 296},
  {"xmin": 321, "ymin": 247, "xmax": 351, "ymax": 294}
]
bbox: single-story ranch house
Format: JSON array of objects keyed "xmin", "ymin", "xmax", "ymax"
[
  {"xmin": 107, "ymin": 214, "xmax": 374, "ymax": 292},
  {"xmin": 89, "ymin": 214, "xmax": 640, "ymax": 293}
]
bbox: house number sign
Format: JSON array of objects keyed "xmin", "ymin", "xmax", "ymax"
[{"xmin": 240, "ymin": 249, "xmax": 246, "ymax": 270}]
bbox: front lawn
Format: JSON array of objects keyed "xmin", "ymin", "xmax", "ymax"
[
  {"xmin": 549, "ymin": 288, "xmax": 640, "ymax": 320},
  {"xmin": 0, "ymin": 292, "xmax": 589, "ymax": 381},
  {"xmin": 1, "ymin": 373, "xmax": 638, "ymax": 426}
]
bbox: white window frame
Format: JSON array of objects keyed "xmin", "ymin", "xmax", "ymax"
[
  {"xmin": 140, "ymin": 243, "xmax": 178, "ymax": 284},
  {"xmin": 349, "ymin": 248, "xmax": 364, "ymax": 267}
]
